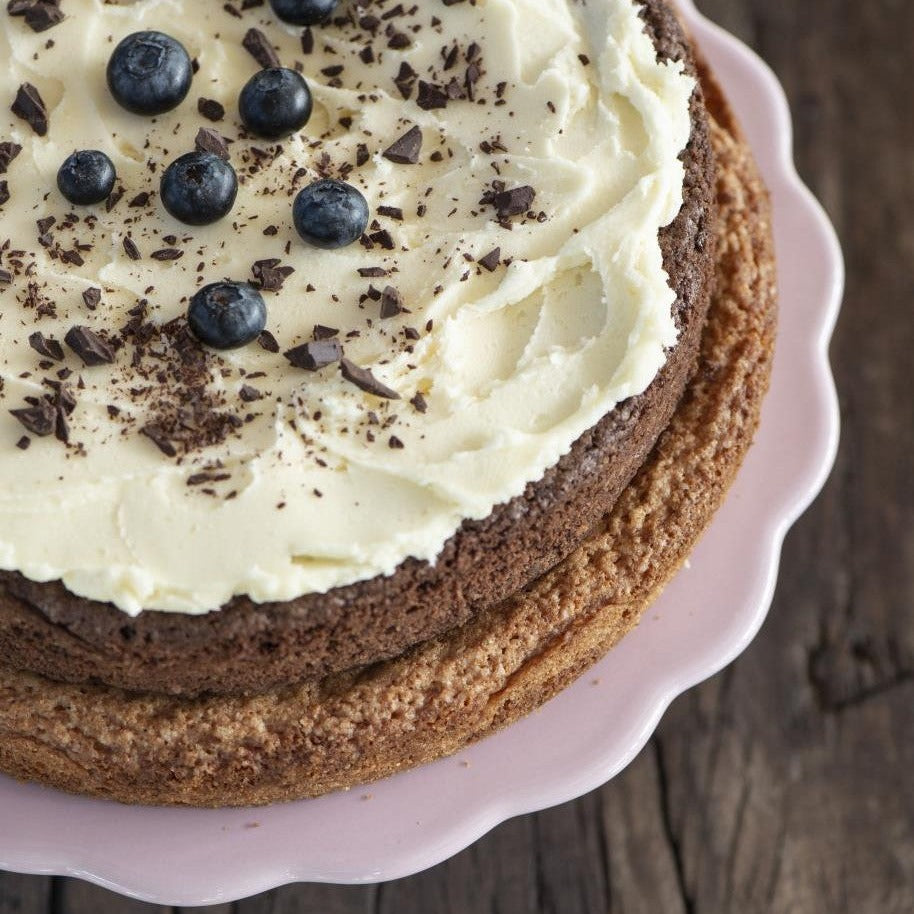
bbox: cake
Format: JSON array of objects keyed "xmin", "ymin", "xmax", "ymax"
[{"xmin": 0, "ymin": 0, "xmax": 776, "ymax": 805}]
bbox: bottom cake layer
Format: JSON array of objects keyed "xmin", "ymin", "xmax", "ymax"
[{"xmin": 0, "ymin": 65, "xmax": 777, "ymax": 807}]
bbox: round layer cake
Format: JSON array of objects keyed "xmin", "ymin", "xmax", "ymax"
[
  {"xmin": 1, "ymin": 0, "xmax": 715, "ymax": 697},
  {"xmin": 0, "ymin": 0, "xmax": 776, "ymax": 805}
]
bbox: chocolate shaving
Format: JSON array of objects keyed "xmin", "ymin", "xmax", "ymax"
[
  {"xmin": 416, "ymin": 81, "xmax": 448, "ymax": 110},
  {"xmin": 243, "ymin": 28, "xmax": 280, "ymax": 68},
  {"xmin": 493, "ymin": 185, "xmax": 535, "ymax": 218},
  {"xmin": 128, "ymin": 191, "xmax": 150, "ymax": 208},
  {"xmin": 312, "ymin": 324, "xmax": 338, "ymax": 340},
  {"xmin": 251, "ymin": 258, "xmax": 294, "ymax": 292},
  {"xmin": 410, "ymin": 391, "xmax": 428, "ymax": 413},
  {"xmin": 65, "ymin": 325, "xmax": 115, "ymax": 366},
  {"xmin": 340, "ymin": 358, "xmax": 400, "ymax": 399},
  {"xmin": 382, "ymin": 126, "xmax": 422, "ymax": 164},
  {"xmin": 82, "ymin": 287, "xmax": 101, "ymax": 310},
  {"xmin": 0, "ymin": 181, "xmax": 8, "ymax": 208},
  {"xmin": 257, "ymin": 330, "xmax": 280, "ymax": 353},
  {"xmin": 393, "ymin": 61, "xmax": 417, "ymax": 99},
  {"xmin": 11, "ymin": 83, "xmax": 48, "ymax": 136},
  {"xmin": 239, "ymin": 384, "xmax": 262, "ymax": 402},
  {"xmin": 8, "ymin": 0, "xmax": 64, "ymax": 33},
  {"xmin": 123, "ymin": 236, "xmax": 141, "ymax": 260},
  {"xmin": 477, "ymin": 247, "xmax": 501, "ymax": 271},
  {"xmin": 0, "ymin": 268, "xmax": 12, "ymax": 284},
  {"xmin": 198, "ymin": 97, "xmax": 225, "ymax": 122},
  {"xmin": 140, "ymin": 424, "xmax": 177, "ymax": 457},
  {"xmin": 15, "ymin": 436, "xmax": 30, "ymax": 450},
  {"xmin": 195, "ymin": 127, "xmax": 231, "ymax": 161},
  {"xmin": 0, "ymin": 142, "xmax": 22, "ymax": 174},
  {"xmin": 377, "ymin": 205, "xmax": 403, "ymax": 221},
  {"xmin": 369, "ymin": 228, "xmax": 395, "ymax": 250},
  {"xmin": 284, "ymin": 339, "xmax": 343, "ymax": 371},
  {"xmin": 151, "ymin": 248, "xmax": 184, "ymax": 261},
  {"xmin": 28, "ymin": 331, "xmax": 64, "ymax": 361},
  {"xmin": 357, "ymin": 266, "xmax": 388, "ymax": 277},
  {"xmin": 10, "ymin": 401, "xmax": 56, "ymax": 437},
  {"xmin": 301, "ymin": 27, "xmax": 314, "ymax": 54},
  {"xmin": 379, "ymin": 285, "xmax": 403, "ymax": 319}
]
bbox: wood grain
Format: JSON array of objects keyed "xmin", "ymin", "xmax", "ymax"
[{"xmin": 2, "ymin": 0, "xmax": 912, "ymax": 910}]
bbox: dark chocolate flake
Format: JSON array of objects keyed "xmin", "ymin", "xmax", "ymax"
[
  {"xmin": 0, "ymin": 268, "xmax": 12, "ymax": 285},
  {"xmin": 11, "ymin": 1, "xmax": 64, "ymax": 34},
  {"xmin": 65, "ymin": 325, "xmax": 115, "ymax": 366},
  {"xmin": 0, "ymin": 181, "xmax": 8, "ymax": 208},
  {"xmin": 11, "ymin": 83, "xmax": 48, "ymax": 136},
  {"xmin": 151, "ymin": 248, "xmax": 184, "ymax": 261},
  {"xmin": 122, "ymin": 236, "xmax": 141, "ymax": 260},
  {"xmin": 493, "ymin": 185, "xmax": 536, "ymax": 219},
  {"xmin": 198, "ymin": 97, "xmax": 226, "ymax": 122},
  {"xmin": 377, "ymin": 205, "xmax": 403, "ymax": 221},
  {"xmin": 379, "ymin": 285, "xmax": 403, "ymax": 319},
  {"xmin": 0, "ymin": 142, "xmax": 22, "ymax": 174},
  {"xmin": 82, "ymin": 287, "xmax": 101, "ymax": 310},
  {"xmin": 340, "ymin": 358, "xmax": 400, "ymax": 399},
  {"xmin": 416, "ymin": 80, "xmax": 448, "ymax": 110},
  {"xmin": 257, "ymin": 329, "xmax": 280, "ymax": 353},
  {"xmin": 252, "ymin": 258, "xmax": 294, "ymax": 292},
  {"xmin": 243, "ymin": 27, "xmax": 281, "ymax": 69},
  {"xmin": 195, "ymin": 127, "xmax": 231, "ymax": 161},
  {"xmin": 382, "ymin": 125, "xmax": 422, "ymax": 164},
  {"xmin": 284, "ymin": 339, "xmax": 343, "ymax": 371},
  {"xmin": 28, "ymin": 331, "xmax": 64, "ymax": 361},
  {"xmin": 312, "ymin": 324, "xmax": 338, "ymax": 340},
  {"xmin": 10, "ymin": 401, "xmax": 56, "ymax": 437},
  {"xmin": 477, "ymin": 247, "xmax": 501, "ymax": 271},
  {"xmin": 410, "ymin": 391, "xmax": 428, "ymax": 413},
  {"xmin": 15, "ymin": 435, "xmax": 30, "ymax": 450},
  {"xmin": 140, "ymin": 424, "xmax": 177, "ymax": 457},
  {"xmin": 239, "ymin": 384, "xmax": 262, "ymax": 402},
  {"xmin": 388, "ymin": 435, "xmax": 404, "ymax": 449},
  {"xmin": 357, "ymin": 266, "xmax": 388, "ymax": 277}
]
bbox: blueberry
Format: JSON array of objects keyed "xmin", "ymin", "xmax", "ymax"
[
  {"xmin": 269, "ymin": 0, "xmax": 339, "ymax": 26},
  {"xmin": 107, "ymin": 31, "xmax": 192, "ymax": 116},
  {"xmin": 239, "ymin": 68, "xmax": 312, "ymax": 139},
  {"xmin": 187, "ymin": 282, "xmax": 267, "ymax": 350},
  {"xmin": 57, "ymin": 150, "xmax": 116, "ymax": 206},
  {"xmin": 160, "ymin": 152, "xmax": 238, "ymax": 225},
  {"xmin": 293, "ymin": 179, "xmax": 369, "ymax": 249}
]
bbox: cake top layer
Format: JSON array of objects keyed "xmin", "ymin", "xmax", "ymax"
[{"xmin": 0, "ymin": 0, "xmax": 693, "ymax": 614}]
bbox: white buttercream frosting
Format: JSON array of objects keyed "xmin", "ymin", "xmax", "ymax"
[{"xmin": 0, "ymin": 0, "xmax": 694, "ymax": 614}]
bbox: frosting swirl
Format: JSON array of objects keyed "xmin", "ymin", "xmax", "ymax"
[{"xmin": 0, "ymin": 0, "xmax": 694, "ymax": 613}]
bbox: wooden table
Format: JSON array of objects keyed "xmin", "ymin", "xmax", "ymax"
[{"xmin": 3, "ymin": 0, "xmax": 912, "ymax": 910}]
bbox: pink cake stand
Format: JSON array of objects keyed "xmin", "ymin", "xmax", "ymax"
[{"xmin": 0, "ymin": 1, "xmax": 843, "ymax": 902}]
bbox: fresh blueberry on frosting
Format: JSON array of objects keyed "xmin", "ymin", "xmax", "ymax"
[
  {"xmin": 187, "ymin": 282, "xmax": 267, "ymax": 350},
  {"xmin": 106, "ymin": 31, "xmax": 193, "ymax": 116},
  {"xmin": 268, "ymin": 0, "xmax": 339, "ymax": 26},
  {"xmin": 239, "ymin": 67, "xmax": 313, "ymax": 139},
  {"xmin": 56, "ymin": 150, "xmax": 116, "ymax": 206},
  {"xmin": 160, "ymin": 151, "xmax": 238, "ymax": 226},
  {"xmin": 293, "ymin": 179, "xmax": 369, "ymax": 250}
]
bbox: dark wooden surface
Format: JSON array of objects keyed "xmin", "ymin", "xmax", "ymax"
[{"xmin": 3, "ymin": 0, "xmax": 912, "ymax": 910}]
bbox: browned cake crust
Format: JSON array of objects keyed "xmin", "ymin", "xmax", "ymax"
[
  {"xmin": 0, "ymin": 65, "xmax": 777, "ymax": 806},
  {"xmin": 0, "ymin": 0, "xmax": 720, "ymax": 698}
]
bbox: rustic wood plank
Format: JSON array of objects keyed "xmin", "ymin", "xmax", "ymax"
[
  {"xmin": 643, "ymin": 2, "xmax": 914, "ymax": 911},
  {"xmin": 237, "ymin": 882, "xmax": 375, "ymax": 913},
  {"xmin": 0, "ymin": 873, "xmax": 51, "ymax": 914}
]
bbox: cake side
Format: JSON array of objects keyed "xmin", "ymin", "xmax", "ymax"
[
  {"xmin": 0, "ymin": 72, "xmax": 778, "ymax": 805},
  {"xmin": 0, "ymin": 0, "xmax": 718, "ymax": 698}
]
